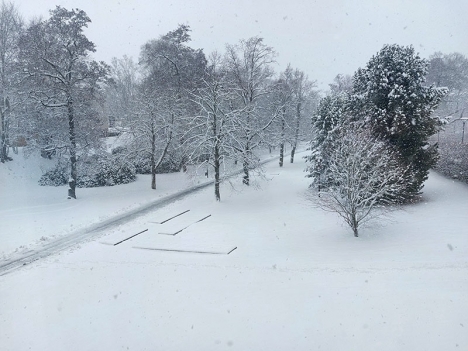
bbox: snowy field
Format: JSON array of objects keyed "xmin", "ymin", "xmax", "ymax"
[
  {"xmin": 0, "ymin": 149, "xmax": 220, "ymax": 258},
  {"xmin": 0, "ymin": 154, "xmax": 467, "ymax": 350}
]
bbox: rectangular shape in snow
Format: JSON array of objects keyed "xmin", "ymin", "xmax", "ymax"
[
  {"xmin": 148, "ymin": 210, "xmax": 190, "ymax": 224},
  {"xmin": 158, "ymin": 215, "xmax": 211, "ymax": 235},
  {"xmin": 132, "ymin": 246, "xmax": 237, "ymax": 255}
]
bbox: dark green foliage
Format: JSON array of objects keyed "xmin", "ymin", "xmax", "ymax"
[
  {"xmin": 307, "ymin": 44, "xmax": 446, "ymax": 202},
  {"xmin": 351, "ymin": 44, "xmax": 446, "ymax": 199}
]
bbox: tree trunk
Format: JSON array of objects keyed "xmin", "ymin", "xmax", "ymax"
[
  {"xmin": 353, "ymin": 227, "xmax": 359, "ymax": 237},
  {"xmin": 279, "ymin": 142, "xmax": 284, "ymax": 167},
  {"xmin": 0, "ymin": 59, "xmax": 6, "ymax": 163},
  {"xmin": 290, "ymin": 101, "xmax": 302, "ymax": 163},
  {"xmin": 214, "ymin": 142, "xmax": 221, "ymax": 201},
  {"xmin": 279, "ymin": 110, "xmax": 285, "ymax": 167},
  {"xmin": 290, "ymin": 146, "xmax": 296, "ymax": 163},
  {"xmin": 243, "ymin": 109, "xmax": 251, "ymax": 186},
  {"xmin": 212, "ymin": 105, "xmax": 221, "ymax": 200},
  {"xmin": 151, "ymin": 127, "xmax": 156, "ymax": 190},
  {"xmin": 242, "ymin": 157, "xmax": 249, "ymax": 185},
  {"xmin": 0, "ymin": 109, "xmax": 6, "ymax": 163},
  {"xmin": 0, "ymin": 97, "xmax": 12, "ymax": 163},
  {"xmin": 242, "ymin": 145, "xmax": 250, "ymax": 186},
  {"xmin": 67, "ymin": 98, "xmax": 77, "ymax": 199},
  {"xmin": 351, "ymin": 213, "xmax": 359, "ymax": 237}
]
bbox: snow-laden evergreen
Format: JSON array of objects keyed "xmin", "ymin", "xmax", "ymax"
[
  {"xmin": 351, "ymin": 44, "xmax": 447, "ymax": 198},
  {"xmin": 306, "ymin": 93, "xmax": 348, "ymax": 188}
]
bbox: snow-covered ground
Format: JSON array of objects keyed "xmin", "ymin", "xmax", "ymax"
[
  {"xmin": 0, "ymin": 154, "xmax": 467, "ymax": 350},
  {"xmin": 0, "ymin": 149, "xmax": 220, "ymax": 258}
]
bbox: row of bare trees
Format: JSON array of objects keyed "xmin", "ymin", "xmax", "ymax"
[
  {"xmin": 0, "ymin": 2, "xmax": 317, "ymax": 201},
  {"xmin": 105, "ymin": 26, "xmax": 317, "ymax": 201}
]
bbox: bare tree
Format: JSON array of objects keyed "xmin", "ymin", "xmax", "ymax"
[
  {"xmin": 272, "ymin": 65, "xmax": 294, "ymax": 167},
  {"xmin": 329, "ymin": 74, "xmax": 353, "ymax": 96},
  {"xmin": 128, "ymin": 92, "xmax": 174, "ymax": 190},
  {"xmin": 136, "ymin": 25, "xmax": 206, "ymax": 189},
  {"xmin": 310, "ymin": 125, "xmax": 408, "ymax": 237},
  {"xmin": 224, "ymin": 37, "xmax": 278, "ymax": 185},
  {"xmin": 189, "ymin": 52, "xmax": 234, "ymax": 201},
  {"xmin": 0, "ymin": 1, "xmax": 23, "ymax": 163},
  {"xmin": 289, "ymin": 68, "xmax": 316, "ymax": 163},
  {"xmin": 19, "ymin": 6, "xmax": 109, "ymax": 199},
  {"xmin": 105, "ymin": 55, "xmax": 140, "ymax": 129}
]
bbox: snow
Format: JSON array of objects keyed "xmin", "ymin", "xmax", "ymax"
[
  {"xmin": 0, "ymin": 149, "xmax": 196, "ymax": 257},
  {"xmin": 0, "ymin": 153, "xmax": 467, "ymax": 350}
]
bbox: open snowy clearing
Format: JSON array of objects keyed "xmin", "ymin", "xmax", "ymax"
[
  {"xmin": 0, "ymin": 157, "xmax": 467, "ymax": 350},
  {"xmin": 0, "ymin": 148, "xmax": 262, "ymax": 259}
]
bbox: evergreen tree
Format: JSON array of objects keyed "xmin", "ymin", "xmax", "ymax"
[
  {"xmin": 351, "ymin": 44, "xmax": 446, "ymax": 198},
  {"xmin": 306, "ymin": 94, "xmax": 348, "ymax": 189}
]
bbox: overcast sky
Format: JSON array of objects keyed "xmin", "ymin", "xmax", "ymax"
[{"xmin": 16, "ymin": 0, "xmax": 468, "ymax": 90}]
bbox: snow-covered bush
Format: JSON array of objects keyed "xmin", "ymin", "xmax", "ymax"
[
  {"xmin": 38, "ymin": 162, "xmax": 68, "ymax": 186},
  {"xmin": 39, "ymin": 154, "xmax": 136, "ymax": 188},
  {"xmin": 111, "ymin": 146, "xmax": 180, "ymax": 174},
  {"xmin": 435, "ymin": 137, "xmax": 468, "ymax": 183},
  {"xmin": 77, "ymin": 154, "xmax": 136, "ymax": 187}
]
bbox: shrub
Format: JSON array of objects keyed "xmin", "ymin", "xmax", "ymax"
[
  {"xmin": 38, "ymin": 162, "xmax": 68, "ymax": 186},
  {"xmin": 39, "ymin": 154, "xmax": 136, "ymax": 188},
  {"xmin": 111, "ymin": 146, "xmax": 181, "ymax": 174},
  {"xmin": 435, "ymin": 137, "xmax": 468, "ymax": 183}
]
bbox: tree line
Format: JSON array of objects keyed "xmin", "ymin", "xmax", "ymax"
[
  {"xmin": 0, "ymin": 4, "xmax": 317, "ymax": 201},
  {"xmin": 1, "ymin": 3, "xmax": 467, "ymax": 237}
]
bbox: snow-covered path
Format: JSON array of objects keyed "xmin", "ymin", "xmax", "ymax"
[{"xmin": 0, "ymin": 158, "xmax": 467, "ymax": 350}]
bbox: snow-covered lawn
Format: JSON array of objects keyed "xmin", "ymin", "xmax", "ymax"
[
  {"xmin": 0, "ymin": 155, "xmax": 467, "ymax": 350},
  {"xmin": 0, "ymin": 150, "xmax": 217, "ymax": 258}
]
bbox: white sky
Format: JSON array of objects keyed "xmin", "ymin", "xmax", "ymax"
[{"xmin": 15, "ymin": 0, "xmax": 468, "ymax": 90}]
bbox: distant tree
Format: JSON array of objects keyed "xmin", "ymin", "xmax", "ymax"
[
  {"xmin": 426, "ymin": 52, "xmax": 468, "ymax": 120},
  {"xmin": 127, "ymin": 91, "xmax": 175, "ymax": 190},
  {"xmin": 19, "ymin": 6, "xmax": 110, "ymax": 199},
  {"xmin": 426, "ymin": 52, "xmax": 468, "ymax": 183},
  {"xmin": 189, "ymin": 52, "xmax": 234, "ymax": 201},
  {"xmin": 329, "ymin": 74, "xmax": 353, "ymax": 95},
  {"xmin": 105, "ymin": 55, "xmax": 140, "ymax": 129},
  {"xmin": 289, "ymin": 68, "xmax": 316, "ymax": 163},
  {"xmin": 272, "ymin": 65, "xmax": 295, "ymax": 167},
  {"xmin": 351, "ymin": 44, "xmax": 446, "ymax": 199},
  {"xmin": 137, "ymin": 24, "xmax": 206, "ymax": 189},
  {"xmin": 224, "ymin": 37, "xmax": 278, "ymax": 185},
  {"xmin": 0, "ymin": 1, "xmax": 23, "ymax": 163},
  {"xmin": 310, "ymin": 125, "xmax": 408, "ymax": 237}
]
